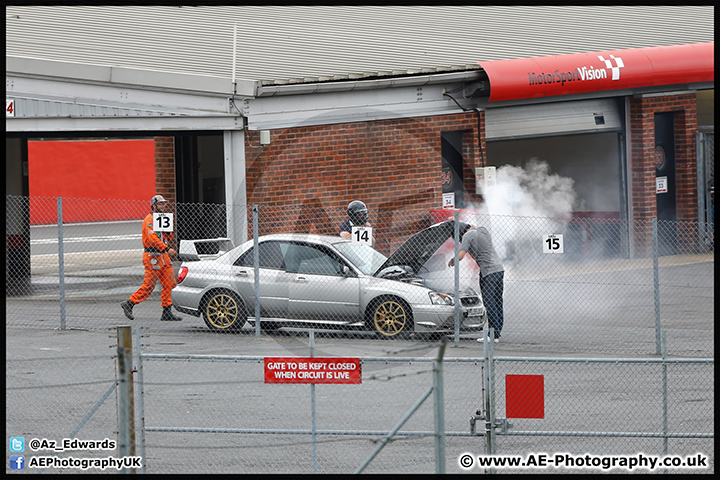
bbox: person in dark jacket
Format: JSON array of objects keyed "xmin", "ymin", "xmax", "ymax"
[{"xmin": 339, "ymin": 200, "xmax": 375, "ymax": 245}]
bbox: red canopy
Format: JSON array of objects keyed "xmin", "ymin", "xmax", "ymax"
[{"xmin": 479, "ymin": 42, "xmax": 714, "ymax": 102}]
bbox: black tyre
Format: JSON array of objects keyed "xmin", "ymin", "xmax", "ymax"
[
  {"xmin": 202, "ymin": 290, "xmax": 247, "ymax": 333},
  {"xmin": 247, "ymin": 319, "xmax": 282, "ymax": 331},
  {"xmin": 366, "ymin": 296, "xmax": 413, "ymax": 338}
]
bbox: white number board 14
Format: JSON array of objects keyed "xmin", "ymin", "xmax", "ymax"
[
  {"xmin": 153, "ymin": 212, "xmax": 174, "ymax": 232},
  {"xmin": 351, "ymin": 226, "xmax": 372, "ymax": 245},
  {"xmin": 542, "ymin": 234, "xmax": 564, "ymax": 253}
]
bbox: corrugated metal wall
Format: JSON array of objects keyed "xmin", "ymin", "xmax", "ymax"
[{"xmin": 5, "ymin": 5, "xmax": 714, "ymax": 85}]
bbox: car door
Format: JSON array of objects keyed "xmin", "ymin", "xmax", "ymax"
[
  {"xmin": 231, "ymin": 240, "xmax": 289, "ymax": 319},
  {"xmin": 284, "ymin": 242, "xmax": 361, "ymax": 323}
]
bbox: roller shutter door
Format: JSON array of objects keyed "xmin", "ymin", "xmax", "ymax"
[{"xmin": 485, "ymin": 98, "xmax": 622, "ymax": 141}]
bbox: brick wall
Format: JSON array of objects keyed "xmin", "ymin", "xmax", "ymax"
[
  {"xmin": 154, "ymin": 95, "xmax": 700, "ymax": 256},
  {"xmin": 628, "ymin": 94, "xmax": 698, "ymax": 254},
  {"xmin": 244, "ymin": 112, "xmax": 483, "ymax": 253},
  {"xmin": 154, "ymin": 137, "xmax": 177, "ymax": 204}
]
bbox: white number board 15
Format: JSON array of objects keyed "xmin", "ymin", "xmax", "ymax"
[
  {"xmin": 351, "ymin": 226, "xmax": 372, "ymax": 245},
  {"xmin": 542, "ymin": 234, "xmax": 564, "ymax": 253},
  {"xmin": 153, "ymin": 212, "xmax": 174, "ymax": 232}
]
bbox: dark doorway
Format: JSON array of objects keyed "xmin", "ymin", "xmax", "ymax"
[
  {"xmin": 6, "ymin": 137, "xmax": 31, "ymax": 295},
  {"xmin": 441, "ymin": 131, "xmax": 465, "ymax": 209},
  {"xmin": 654, "ymin": 112, "xmax": 677, "ymax": 255},
  {"xmin": 175, "ymin": 133, "xmax": 226, "ymax": 241}
]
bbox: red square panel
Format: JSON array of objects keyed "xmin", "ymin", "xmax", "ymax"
[{"xmin": 506, "ymin": 374, "xmax": 544, "ymax": 418}]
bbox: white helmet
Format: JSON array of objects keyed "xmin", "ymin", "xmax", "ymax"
[{"xmin": 151, "ymin": 194, "xmax": 168, "ymax": 208}]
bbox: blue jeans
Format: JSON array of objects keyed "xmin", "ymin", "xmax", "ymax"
[{"xmin": 480, "ymin": 271, "xmax": 504, "ymax": 338}]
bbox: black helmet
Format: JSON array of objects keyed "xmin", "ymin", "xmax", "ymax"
[{"xmin": 347, "ymin": 200, "xmax": 368, "ymax": 225}]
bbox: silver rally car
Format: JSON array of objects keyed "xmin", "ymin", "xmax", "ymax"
[{"xmin": 172, "ymin": 220, "xmax": 486, "ymax": 337}]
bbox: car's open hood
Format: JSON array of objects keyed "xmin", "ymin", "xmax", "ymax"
[{"xmin": 376, "ymin": 220, "xmax": 469, "ymax": 275}]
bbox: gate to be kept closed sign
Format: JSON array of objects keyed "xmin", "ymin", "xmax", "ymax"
[{"xmin": 264, "ymin": 357, "xmax": 361, "ymax": 384}]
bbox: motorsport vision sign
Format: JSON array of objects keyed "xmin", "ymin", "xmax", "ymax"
[{"xmin": 479, "ymin": 42, "xmax": 713, "ymax": 102}]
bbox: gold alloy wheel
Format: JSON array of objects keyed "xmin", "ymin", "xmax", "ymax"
[
  {"xmin": 204, "ymin": 292, "xmax": 243, "ymax": 331},
  {"xmin": 371, "ymin": 299, "xmax": 409, "ymax": 337}
]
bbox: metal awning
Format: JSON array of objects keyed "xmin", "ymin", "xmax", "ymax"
[{"xmin": 479, "ymin": 42, "xmax": 714, "ymax": 102}]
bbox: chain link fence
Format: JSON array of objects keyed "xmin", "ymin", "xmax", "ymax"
[
  {"xmin": 6, "ymin": 326, "xmax": 123, "ymax": 473},
  {"xmin": 7, "ymin": 327, "xmax": 711, "ymax": 474},
  {"xmin": 6, "ymin": 195, "xmax": 714, "ymax": 473},
  {"xmin": 6, "ymin": 195, "xmax": 714, "ymax": 357},
  {"xmin": 488, "ymin": 359, "xmax": 714, "ymax": 468},
  {"xmin": 138, "ymin": 355, "xmax": 713, "ymax": 473}
]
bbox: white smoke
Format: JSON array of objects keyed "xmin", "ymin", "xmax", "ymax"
[
  {"xmin": 420, "ymin": 158, "xmax": 579, "ymax": 295},
  {"xmin": 486, "ymin": 158, "xmax": 577, "ymax": 218},
  {"xmin": 466, "ymin": 158, "xmax": 578, "ymax": 260}
]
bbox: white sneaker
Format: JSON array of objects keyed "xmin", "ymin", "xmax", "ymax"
[{"xmin": 476, "ymin": 337, "xmax": 501, "ymax": 343}]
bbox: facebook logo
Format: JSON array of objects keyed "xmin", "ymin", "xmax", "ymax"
[
  {"xmin": 10, "ymin": 455, "xmax": 25, "ymax": 470},
  {"xmin": 10, "ymin": 436, "xmax": 25, "ymax": 452}
]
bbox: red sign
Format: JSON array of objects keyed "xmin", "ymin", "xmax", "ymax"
[
  {"xmin": 505, "ymin": 374, "xmax": 544, "ymax": 419},
  {"xmin": 480, "ymin": 42, "xmax": 714, "ymax": 102},
  {"xmin": 264, "ymin": 357, "xmax": 362, "ymax": 384}
]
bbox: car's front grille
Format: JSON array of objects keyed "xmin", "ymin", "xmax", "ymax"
[{"xmin": 460, "ymin": 296, "xmax": 481, "ymax": 306}]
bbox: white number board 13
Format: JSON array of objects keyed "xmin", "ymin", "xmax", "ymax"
[
  {"xmin": 351, "ymin": 226, "xmax": 372, "ymax": 245},
  {"xmin": 542, "ymin": 234, "xmax": 564, "ymax": 253},
  {"xmin": 153, "ymin": 212, "xmax": 174, "ymax": 232}
]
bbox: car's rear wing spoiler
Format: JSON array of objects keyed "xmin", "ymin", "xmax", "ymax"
[{"xmin": 178, "ymin": 238, "xmax": 235, "ymax": 262}]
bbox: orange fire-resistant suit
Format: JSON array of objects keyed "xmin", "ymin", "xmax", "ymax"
[{"xmin": 129, "ymin": 213, "xmax": 177, "ymax": 307}]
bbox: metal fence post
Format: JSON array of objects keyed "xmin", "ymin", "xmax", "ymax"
[
  {"xmin": 116, "ymin": 325, "xmax": 136, "ymax": 473},
  {"xmin": 482, "ymin": 328, "xmax": 497, "ymax": 471},
  {"xmin": 652, "ymin": 218, "xmax": 661, "ymax": 355},
  {"xmin": 57, "ymin": 197, "xmax": 66, "ymax": 330},
  {"xmin": 453, "ymin": 211, "xmax": 460, "ymax": 347},
  {"xmin": 661, "ymin": 330, "xmax": 668, "ymax": 459},
  {"xmin": 135, "ymin": 326, "xmax": 147, "ymax": 474},
  {"xmin": 696, "ymin": 131, "xmax": 707, "ymax": 250},
  {"xmin": 481, "ymin": 329, "xmax": 490, "ymax": 457},
  {"xmin": 433, "ymin": 340, "xmax": 447, "ymax": 474},
  {"xmin": 253, "ymin": 205, "xmax": 261, "ymax": 337},
  {"xmin": 310, "ymin": 329, "xmax": 318, "ymax": 474}
]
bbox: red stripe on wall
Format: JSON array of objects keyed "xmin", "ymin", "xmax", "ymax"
[{"xmin": 28, "ymin": 139, "xmax": 156, "ymax": 224}]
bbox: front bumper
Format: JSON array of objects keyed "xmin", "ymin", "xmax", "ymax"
[{"xmin": 412, "ymin": 304, "xmax": 486, "ymax": 332}]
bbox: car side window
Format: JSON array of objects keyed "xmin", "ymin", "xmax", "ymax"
[
  {"xmin": 284, "ymin": 243, "xmax": 345, "ymax": 276},
  {"xmin": 234, "ymin": 241, "xmax": 286, "ymax": 269}
]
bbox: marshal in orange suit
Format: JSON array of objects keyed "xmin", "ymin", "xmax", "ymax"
[{"xmin": 121, "ymin": 195, "xmax": 182, "ymax": 322}]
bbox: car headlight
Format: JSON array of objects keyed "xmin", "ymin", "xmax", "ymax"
[{"xmin": 429, "ymin": 291, "xmax": 454, "ymax": 305}]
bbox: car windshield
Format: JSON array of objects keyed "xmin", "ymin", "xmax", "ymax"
[{"xmin": 333, "ymin": 241, "xmax": 388, "ymax": 276}]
